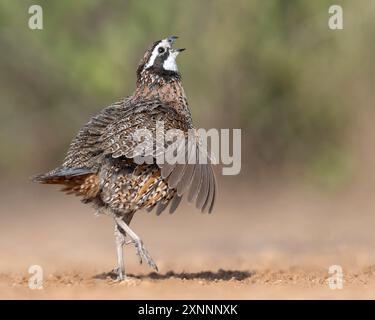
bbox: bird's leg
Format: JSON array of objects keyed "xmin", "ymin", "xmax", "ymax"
[
  {"xmin": 114, "ymin": 223, "xmax": 126, "ymax": 280},
  {"xmin": 114, "ymin": 217, "xmax": 158, "ymax": 271}
]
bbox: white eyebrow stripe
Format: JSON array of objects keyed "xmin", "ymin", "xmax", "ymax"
[{"xmin": 145, "ymin": 39, "xmax": 170, "ymax": 69}]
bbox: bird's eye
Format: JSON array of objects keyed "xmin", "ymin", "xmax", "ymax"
[{"xmin": 158, "ymin": 47, "xmax": 165, "ymax": 54}]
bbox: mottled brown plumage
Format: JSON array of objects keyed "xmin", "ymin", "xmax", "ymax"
[{"xmin": 32, "ymin": 36, "xmax": 216, "ymax": 279}]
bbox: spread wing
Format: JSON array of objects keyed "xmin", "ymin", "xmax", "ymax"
[
  {"xmin": 158, "ymin": 137, "xmax": 217, "ymax": 213},
  {"xmin": 35, "ymin": 98, "xmax": 217, "ymax": 214},
  {"xmin": 99, "ymin": 100, "xmax": 217, "ymax": 213}
]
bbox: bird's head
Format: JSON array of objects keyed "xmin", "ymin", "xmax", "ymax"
[{"xmin": 137, "ymin": 36, "xmax": 185, "ymax": 79}]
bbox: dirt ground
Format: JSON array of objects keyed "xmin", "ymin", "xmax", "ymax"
[{"xmin": 2, "ymin": 180, "xmax": 375, "ymax": 299}]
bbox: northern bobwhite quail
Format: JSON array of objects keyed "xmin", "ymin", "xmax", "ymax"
[{"xmin": 33, "ymin": 36, "xmax": 217, "ymax": 280}]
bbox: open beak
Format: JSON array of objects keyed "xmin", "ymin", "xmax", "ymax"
[{"xmin": 167, "ymin": 36, "xmax": 186, "ymax": 53}]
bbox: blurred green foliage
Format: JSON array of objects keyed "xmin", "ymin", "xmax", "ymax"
[{"xmin": 0, "ymin": 0, "xmax": 374, "ymax": 185}]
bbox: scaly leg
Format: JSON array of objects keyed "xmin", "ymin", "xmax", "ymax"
[
  {"xmin": 114, "ymin": 223, "xmax": 126, "ymax": 280},
  {"xmin": 114, "ymin": 217, "xmax": 158, "ymax": 271}
]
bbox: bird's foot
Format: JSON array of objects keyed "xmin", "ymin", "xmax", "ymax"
[
  {"xmin": 113, "ymin": 267, "xmax": 125, "ymax": 281},
  {"xmin": 132, "ymin": 239, "xmax": 158, "ymax": 271},
  {"xmin": 114, "ymin": 217, "xmax": 158, "ymax": 272}
]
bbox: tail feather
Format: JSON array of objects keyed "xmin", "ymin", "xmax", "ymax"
[
  {"xmin": 31, "ymin": 166, "xmax": 99, "ymax": 200},
  {"xmin": 31, "ymin": 167, "xmax": 93, "ymax": 184}
]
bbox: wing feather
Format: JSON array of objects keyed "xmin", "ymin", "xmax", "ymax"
[{"xmin": 47, "ymin": 98, "xmax": 217, "ymax": 214}]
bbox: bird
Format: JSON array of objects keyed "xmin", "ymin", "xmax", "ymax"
[{"xmin": 32, "ymin": 36, "xmax": 217, "ymax": 280}]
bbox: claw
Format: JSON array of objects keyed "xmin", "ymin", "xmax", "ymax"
[{"xmin": 133, "ymin": 239, "xmax": 158, "ymax": 271}]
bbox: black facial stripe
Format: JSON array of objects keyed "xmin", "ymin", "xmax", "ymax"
[
  {"xmin": 144, "ymin": 40, "xmax": 162, "ymax": 67},
  {"xmin": 137, "ymin": 40, "xmax": 162, "ymax": 77},
  {"xmin": 153, "ymin": 47, "xmax": 169, "ymax": 70}
]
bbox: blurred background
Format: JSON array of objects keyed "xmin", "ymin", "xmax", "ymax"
[
  {"xmin": 1, "ymin": 0, "xmax": 374, "ymax": 185},
  {"xmin": 1, "ymin": 0, "xmax": 375, "ymax": 298}
]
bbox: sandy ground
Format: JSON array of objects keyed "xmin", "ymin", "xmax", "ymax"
[{"xmin": 2, "ymin": 181, "xmax": 375, "ymax": 299}]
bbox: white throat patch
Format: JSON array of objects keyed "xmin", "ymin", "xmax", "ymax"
[{"xmin": 163, "ymin": 51, "xmax": 178, "ymax": 72}]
